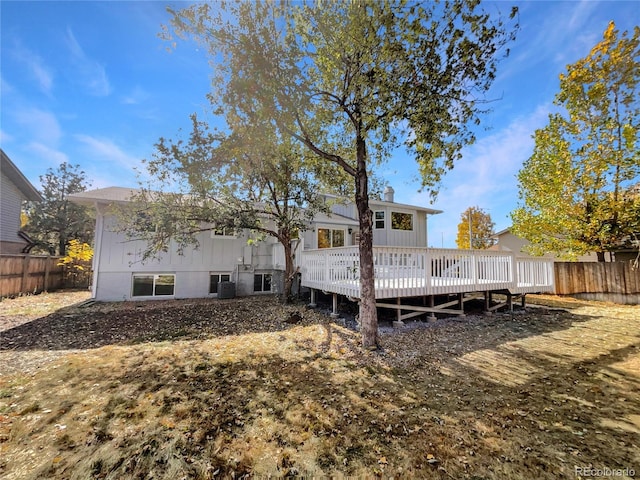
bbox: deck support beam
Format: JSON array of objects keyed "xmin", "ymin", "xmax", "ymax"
[
  {"xmin": 483, "ymin": 291, "xmax": 493, "ymax": 316},
  {"xmin": 377, "ymin": 295, "xmax": 466, "ymax": 319},
  {"xmin": 309, "ymin": 289, "xmax": 317, "ymax": 308},
  {"xmin": 428, "ymin": 296, "xmax": 436, "ymax": 321},
  {"xmin": 392, "ymin": 297, "xmax": 405, "ymax": 328},
  {"xmin": 330, "ymin": 293, "xmax": 339, "ymax": 318},
  {"xmin": 458, "ymin": 293, "xmax": 466, "ymax": 318}
]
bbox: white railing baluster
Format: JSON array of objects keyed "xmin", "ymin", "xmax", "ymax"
[{"xmin": 299, "ymin": 246, "xmax": 554, "ymax": 299}]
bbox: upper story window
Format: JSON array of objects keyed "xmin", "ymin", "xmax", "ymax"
[
  {"xmin": 374, "ymin": 211, "xmax": 385, "ymax": 229},
  {"xmin": 211, "ymin": 226, "xmax": 237, "ymax": 238},
  {"xmin": 391, "ymin": 212, "xmax": 413, "ymax": 231},
  {"xmin": 135, "ymin": 212, "xmax": 156, "ymax": 232}
]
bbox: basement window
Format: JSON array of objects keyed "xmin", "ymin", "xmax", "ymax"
[
  {"xmin": 209, "ymin": 273, "xmax": 231, "ymax": 295},
  {"xmin": 132, "ymin": 274, "xmax": 175, "ymax": 297},
  {"xmin": 253, "ymin": 273, "xmax": 272, "ymax": 293}
]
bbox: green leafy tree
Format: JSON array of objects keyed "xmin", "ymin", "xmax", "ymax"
[
  {"xmin": 118, "ymin": 116, "xmax": 327, "ymax": 302},
  {"xmin": 513, "ymin": 23, "xmax": 640, "ymax": 261},
  {"xmin": 456, "ymin": 206, "xmax": 496, "ymax": 249},
  {"xmin": 25, "ymin": 163, "xmax": 94, "ymax": 256},
  {"xmin": 164, "ymin": 0, "xmax": 518, "ymax": 347}
]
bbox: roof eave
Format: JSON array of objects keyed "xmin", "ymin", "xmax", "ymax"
[{"xmin": 0, "ymin": 149, "xmax": 43, "ymax": 202}]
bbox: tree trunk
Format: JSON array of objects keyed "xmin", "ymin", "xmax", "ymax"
[
  {"xmin": 59, "ymin": 236, "xmax": 66, "ymax": 257},
  {"xmin": 355, "ymin": 136, "xmax": 378, "ymax": 348},
  {"xmin": 282, "ymin": 238, "xmax": 294, "ymax": 304}
]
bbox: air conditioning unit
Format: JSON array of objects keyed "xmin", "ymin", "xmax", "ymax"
[{"xmin": 217, "ymin": 281, "xmax": 236, "ymax": 299}]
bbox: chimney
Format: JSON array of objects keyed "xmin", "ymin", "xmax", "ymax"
[{"xmin": 383, "ymin": 185, "xmax": 394, "ymax": 203}]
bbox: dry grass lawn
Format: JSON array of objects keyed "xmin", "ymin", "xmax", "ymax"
[{"xmin": 0, "ymin": 291, "xmax": 638, "ymax": 479}]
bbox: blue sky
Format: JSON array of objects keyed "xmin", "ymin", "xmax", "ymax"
[{"xmin": 1, "ymin": 1, "xmax": 638, "ymax": 247}]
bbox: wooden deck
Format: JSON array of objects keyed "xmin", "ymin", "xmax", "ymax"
[{"xmin": 299, "ymin": 246, "xmax": 555, "ymax": 300}]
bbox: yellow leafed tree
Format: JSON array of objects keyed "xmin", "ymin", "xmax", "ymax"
[{"xmin": 58, "ymin": 239, "xmax": 93, "ymax": 287}]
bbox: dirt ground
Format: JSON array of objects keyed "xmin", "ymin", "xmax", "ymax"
[{"xmin": 0, "ymin": 291, "xmax": 638, "ymax": 479}]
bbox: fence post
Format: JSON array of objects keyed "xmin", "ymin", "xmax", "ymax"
[
  {"xmin": 44, "ymin": 257, "xmax": 51, "ymax": 292},
  {"xmin": 20, "ymin": 254, "xmax": 30, "ymax": 293}
]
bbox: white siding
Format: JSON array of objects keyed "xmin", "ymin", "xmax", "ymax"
[
  {"xmin": 1, "ymin": 171, "xmax": 25, "ymax": 244},
  {"xmin": 330, "ymin": 202, "xmax": 356, "ymax": 218},
  {"xmin": 93, "ymin": 214, "xmax": 283, "ymax": 301},
  {"xmin": 372, "ymin": 206, "xmax": 427, "ymax": 247}
]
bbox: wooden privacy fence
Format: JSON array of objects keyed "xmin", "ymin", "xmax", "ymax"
[
  {"xmin": 0, "ymin": 254, "xmax": 64, "ymax": 298},
  {"xmin": 554, "ymin": 261, "xmax": 640, "ymax": 302}
]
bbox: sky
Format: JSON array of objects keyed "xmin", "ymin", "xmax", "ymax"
[{"xmin": 1, "ymin": 1, "xmax": 639, "ymax": 247}]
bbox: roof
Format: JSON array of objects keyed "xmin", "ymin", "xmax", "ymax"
[
  {"xmin": 0, "ymin": 149, "xmax": 43, "ymax": 202},
  {"xmin": 69, "ymin": 187, "xmax": 441, "ymax": 222},
  {"xmin": 311, "ymin": 211, "xmax": 360, "ymax": 226},
  {"xmin": 369, "ymin": 198, "xmax": 442, "ymax": 215},
  {"xmin": 68, "ymin": 186, "xmax": 139, "ymax": 205},
  {"xmin": 321, "ymin": 192, "xmax": 442, "ymax": 215},
  {"xmin": 492, "ymin": 227, "xmax": 512, "ymax": 237}
]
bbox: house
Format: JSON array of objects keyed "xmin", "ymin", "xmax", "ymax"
[
  {"xmin": 0, "ymin": 150, "xmax": 43, "ymax": 254},
  {"xmin": 69, "ymin": 185, "xmax": 442, "ymax": 302},
  {"xmin": 492, "ymin": 227, "xmax": 609, "ymax": 262}
]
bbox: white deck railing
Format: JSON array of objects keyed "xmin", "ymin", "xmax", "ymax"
[{"xmin": 300, "ymin": 246, "xmax": 554, "ymax": 299}]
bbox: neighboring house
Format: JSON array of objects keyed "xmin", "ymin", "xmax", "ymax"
[
  {"xmin": 69, "ymin": 186, "xmax": 442, "ymax": 301},
  {"xmin": 491, "ymin": 227, "xmax": 600, "ymax": 262},
  {"xmin": 0, "ymin": 150, "xmax": 43, "ymax": 254}
]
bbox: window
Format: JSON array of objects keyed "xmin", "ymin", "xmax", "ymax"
[
  {"xmin": 254, "ymin": 273, "xmax": 272, "ymax": 293},
  {"xmin": 212, "ymin": 226, "xmax": 237, "ymax": 238},
  {"xmin": 374, "ymin": 211, "xmax": 385, "ymax": 229},
  {"xmin": 135, "ymin": 212, "xmax": 156, "ymax": 232},
  {"xmin": 391, "ymin": 212, "xmax": 413, "ymax": 231},
  {"xmin": 132, "ymin": 274, "xmax": 175, "ymax": 297},
  {"xmin": 209, "ymin": 273, "xmax": 231, "ymax": 294},
  {"xmin": 318, "ymin": 228, "xmax": 345, "ymax": 248}
]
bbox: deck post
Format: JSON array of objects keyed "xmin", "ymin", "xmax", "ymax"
[
  {"xmin": 521, "ymin": 294, "xmax": 526, "ymax": 310},
  {"xmin": 483, "ymin": 291, "xmax": 493, "ymax": 316},
  {"xmin": 393, "ymin": 297, "xmax": 404, "ymax": 328},
  {"xmin": 507, "ymin": 292, "xmax": 513, "ymax": 312},
  {"xmin": 428, "ymin": 295, "xmax": 436, "ymax": 321},
  {"xmin": 458, "ymin": 293, "xmax": 466, "ymax": 317},
  {"xmin": 309, "ymin": 288, "xmax": 317, "ymax": 308},
  {"xmin": 330, "ymin": 293, "xmax": 339, "ymax": 318}
]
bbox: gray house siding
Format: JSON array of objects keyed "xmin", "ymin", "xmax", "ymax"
[
  {"xmin": 72, "ymin": 186, "xmax": 440, "ymax": 301},
  {"xmin": 1, "ymin": 150, "xmax": 42, "ymax": 254},
  {"xmin": 1, "ymin": 171, "xmax": 24, "ymax": 246},
  {"xmin": 92, "ymin": 214, "xmax": 283, "ymax": 301},
  {"xmin": 371, "ymin": 205, "xmax": 427, "ymax": 247}
]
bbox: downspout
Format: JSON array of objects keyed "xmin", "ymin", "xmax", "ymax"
[
  {"xmin": 91, "ymin": 201, "xmax": 105, "ymax": 299},
  {"xmin": 18, "ymin": 231, "xmax": 37, "ymax": 254}
]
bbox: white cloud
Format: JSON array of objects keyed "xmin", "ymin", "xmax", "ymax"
[
  {"xmin": 404, "ymin": 104, "xmax": 551, "ymax": 247},
  {"xmin": 13, "ymin": 107, "xmax": 63, "ymax": 145},
  {"xmin": 66, "ymin": 28, "xmax": 111, "ymax": 96},
  {"xmin": 26, "ymin": 142, "xmax": 70, "ymax": 167},
  {"xmin": 74, "ymin": 134, "xmax": 150, "ymax": 188},
  {"xmin": 74, "ymin": 134, "xmax": 142, "ymax": 170},
  {"xmin": 0, "ymin": 75, "xmax": 14, "ymax": 94},
  {"xmin": 0, "ymin": 129, "xmax": 13, "ymax": 144},
  {"xmin": 10, "ymin": 41, "xmax": 54, "ymax": 95},
  {"xmin": 121, "ymin": 86, "xmax": 150, "ymax": 105}
]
